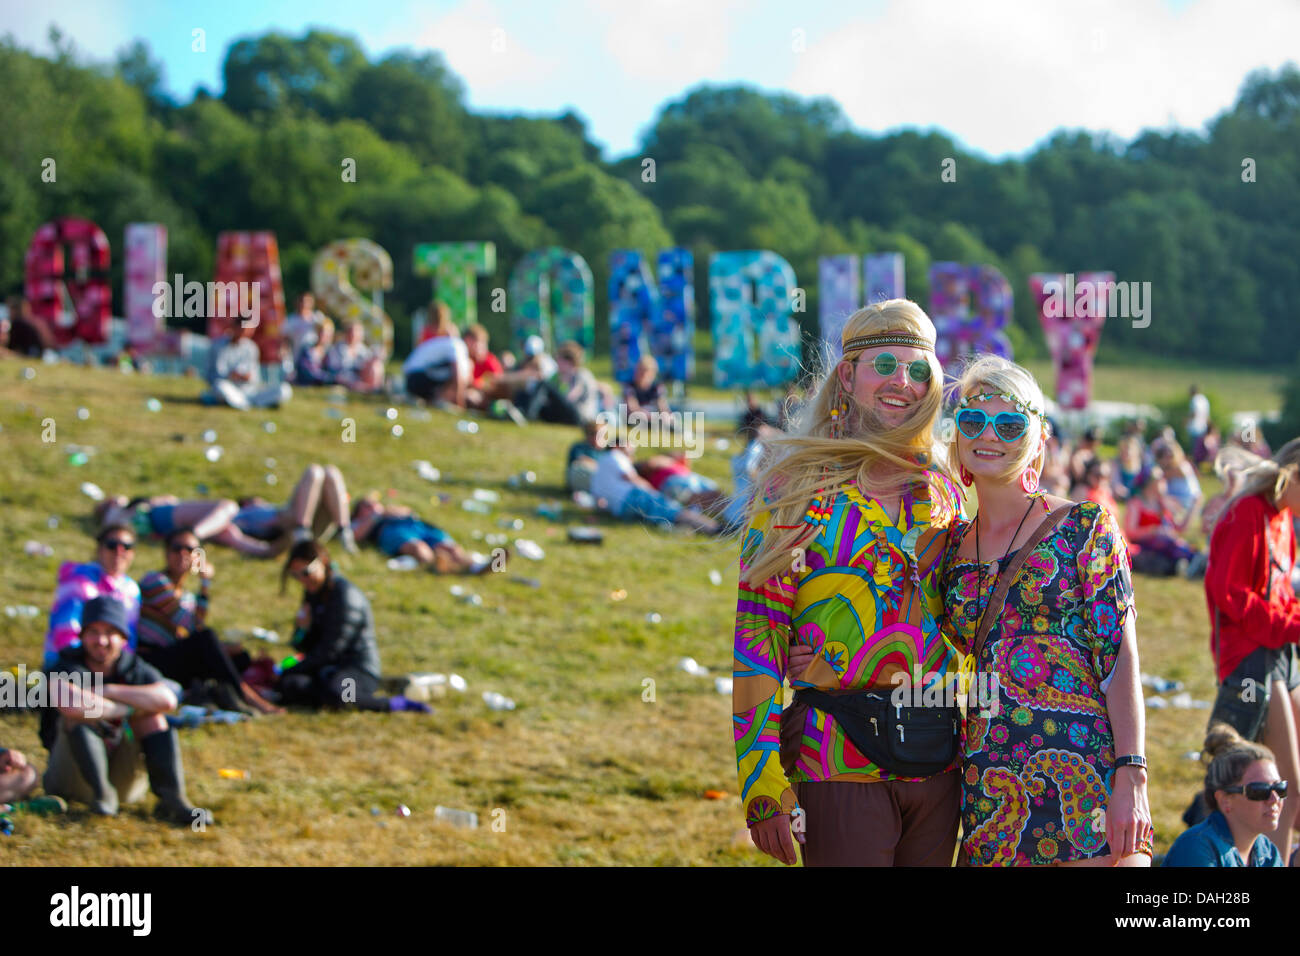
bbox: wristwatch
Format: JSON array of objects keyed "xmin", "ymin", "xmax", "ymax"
[{"xmin": 1113, "ymin": 754, "xmax": 1147, "ymax": 771}]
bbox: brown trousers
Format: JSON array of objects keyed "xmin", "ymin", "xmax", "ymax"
[{"xmin": 793, "ymin": 774, "xmax": 960, "ymax": 867}]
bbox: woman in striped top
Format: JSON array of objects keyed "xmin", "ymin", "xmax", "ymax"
[{"xmin": 136, "ymin": 528, "xmax": 283, "ymax": 715}]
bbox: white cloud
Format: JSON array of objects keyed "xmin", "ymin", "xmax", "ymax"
[
  {"xmin": 787, "ymin": 0, "xmax": 1300, "ymax": 155},
  {"xmin": 0, "ymin": 1, "xmax": 133, "ymax": 63},
  {"xmin": 406, "ymin": 0, "xmax": 558, "ymax": 94},
  {"xmin": 585, "ymin": 0, "xmax": 748, "ymax": 82}
]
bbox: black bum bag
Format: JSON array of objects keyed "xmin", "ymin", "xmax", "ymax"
[{"xmin": 794, "ymin": 688, "xmax": 959, "ymax": 778}]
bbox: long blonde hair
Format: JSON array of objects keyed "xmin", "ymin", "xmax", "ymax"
[
  {"xmin": 1227, "ymin": 437, "xmax": 1300, "ymax": 510},
  {"xmin": 946, "ymin": 354, "xmax": 1050, "ymax": 486},
  {"xmin": 738, "ymin": 299, "xmax": 951, "ymax": 586}
]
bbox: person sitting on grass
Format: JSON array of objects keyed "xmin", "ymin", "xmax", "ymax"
[
  {"xmin": 137, "ymin": 528, "xmax": 284, "ymax": 716},
  {"xmin": 1155, "ymin": 439, "xmax": 1203, "ymax": 529},
  {"xmin": 326, "ymin": 320, "xmax": 385, "ymax": 393},
  {"xmin": 1124, "ymin": 466, "xmax": 1204, "ymax": 577},
  {"xmin": 203, "ymin": 320, "xmax": 292, "ymax": 410},
  {"xmin": 41, "ymin": 596, "xmax": 212, "ymax": 826},
  {"xmin": 622, "ymin": 354, "xmax": 672, "ymax": 427},
  {"xmin": 234, "ymin": 463, "xmax": 357, "ymax": 556},
  {"xmin": 95, "ymin": 492, "xmax": 276, "ymax": 557},
  {"xmin": 278, "ymin": 541, "xmax": 430, "ymax": 712},
  {"xmin": 350, "ymin": 495, "xmax": 497, "ymax": 574},
  {"xmin": 292, "ymin": 315, "xmax": 338, "ymax": 387},
  {"xmin": 44, "ymin": 523, "xmax": 142, "ymax": 669},
  {"xmin": 1164, "ymin": 724, "xmax": 1288, "ymax": 867},
  {"xmin": 722, "ymin": 409, "xmax": 777, "ymax": 532},
  {"xmin": 403, "ymin": 304, "xmax": 471, "ymax": 408},
  {"xmin": 1071, "ymin": 457, "xmax": 1121, "ymax": 515},
  {"xmin": 590, "ymin": 436, "xmax": 719, "ymax": 534},
  {"xmin": 0, "ymin": 747, "xmax": 66, "ymax": 814}
]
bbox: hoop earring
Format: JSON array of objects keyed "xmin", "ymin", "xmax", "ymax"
[
  {"xmin": 960, "ymin": 466, "xmax": 974, "ymax": 487},
  {"xmin": 1020, "ymin": 467, "xmax": 1040, "ymax": 494}
]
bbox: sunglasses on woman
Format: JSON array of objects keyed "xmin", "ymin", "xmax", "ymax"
[
  {"xmin": 861, "ymin": 352, "xmax": 931, "ymax": 384},
  {"xmin": 290, "ymin": 559, "xmax": 322, "ymax": 581},
  {"xmin": 1222, "ymin": 780, "xmax": 1288, "ymax": 801},
  {"xmin": 955, "ymin": 408, "xmax": 1031, "ymax": 442},
  {"xmin": 169, "ymin": 543, "xmax": 199, "ymax": 554},
  {"xmin": 100, "ymin": 538, "xmax": 135, "ymax": 551}
]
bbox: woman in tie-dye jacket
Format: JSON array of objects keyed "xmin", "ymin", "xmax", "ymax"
[{"xmin": 43, "ymin": 523, "xmax": 141, "ymax": 669}]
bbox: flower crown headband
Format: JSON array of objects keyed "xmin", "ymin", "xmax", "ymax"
[{"xmin": 957, "ymin": 390, "xmax": 1051, "ymax": 433}]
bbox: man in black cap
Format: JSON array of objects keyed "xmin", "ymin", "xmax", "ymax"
[{"xmin": 42, "ymin": 595, "xmax": 213, "ymax": 825}]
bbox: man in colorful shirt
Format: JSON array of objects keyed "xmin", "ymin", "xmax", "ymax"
[{"xmin": 732, "ymin": 300, "xmax": 964, "ymax": 866}]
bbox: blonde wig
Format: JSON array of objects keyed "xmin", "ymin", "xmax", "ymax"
[{"xmin": 738, "ymin": 299, "xmax": 951, "ymax": 586}]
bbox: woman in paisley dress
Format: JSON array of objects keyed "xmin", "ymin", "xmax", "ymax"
[{"xmin": 942, "ymin": 356, "xmax": 1153, "ymax": 865}]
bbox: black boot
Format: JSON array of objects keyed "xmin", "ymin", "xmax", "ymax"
[
  {"xmin": 140, "ymin": 729, "xmax": 213, "ymax": 827},
  {"xmin": 65, "ymin": 723, "xmax": 118, "ymax": 816}
]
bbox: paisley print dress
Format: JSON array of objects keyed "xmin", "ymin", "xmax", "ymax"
[{"xmin": 942, "ymin": 501, "xmax": 1137, "ymax": 865}]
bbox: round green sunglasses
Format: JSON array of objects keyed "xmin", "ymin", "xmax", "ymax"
[{"xmin": 861, "ymin": 352, "xmax": 931, "ymax": 384}]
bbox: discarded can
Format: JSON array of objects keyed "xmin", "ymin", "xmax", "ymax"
[
  {"xmin": 456, "ymin": 420, "xmax": 479, "ymax": 434},
  {"xmin": 511, "ymin": 576, "xmax": 541, "ymax": 588},
  {"xmin": 218, "ymin": 768, "xmax": 249, "ymax": 780},
  {"xmin": 202, "ymin": 429, "xmax": 218, "ymax": 444},
  {"xmin": 462, "ymin": 499, "xmax": 491, "ymax": 514},
  {"xmin": 79, "ymin": 482, "xmax": 105, "ymax": 501},
  {"xmin": 76, "ymin": 407, "xmax": 89, "ymax": 421},
  {"xmin": 414, "ymin": 460, "xmax": 441, "ymax": 482},
  {"xmin": 472, "ymin": 488, "xmax": 500, "ymax": 503},
  {"xmin": 23, "ymin": 541, "xmax": 54, "ymax": 558},
  {"xmin": 708, "ymin": 569, "xmax": 723, "ymax": 586},
  {"xmin": 387, "ymin": 555, "xmax": 420, "ymax": 571},
  {"xmin": 67, "ymin": 451, "xmax": 89, "ymax": 467},
  {"xmin": 482, "ymin": 691, "xmax": 516, "ymax": 711},
  {"xmin": 263, "ymin": 421, "xmax": 277, "ymax": 433},
  {"xmin": 265, "ymin": 474, "xmax": 278, "ymax": 486},
  {"xmin": 145, "ymin": 398, "xmax": 163, "ymax": 413},
  {"xmin": 569, "ymin": 527, "xmax": 603, "ymax": 544},
  {"xmin": 395, "ymin": 804, "xmax": 411, "ymax": 818},
  {"xmin": 265, "ymin": 458, "xmax": 277, "ymax": 469},
  {"xmin": 645, "ymin": 612, "xmax": 662, "ymax": 624},
  {"xmin": 714, "ymin": 677, "xmax": 733, "ymax": 695},
  {"xmin": 385, "ymin": 407, "xmax": 399, "ymax": 421},
  {"xmin": 204, "ymin": 446, "xmax": 223, "ymax": 463}
]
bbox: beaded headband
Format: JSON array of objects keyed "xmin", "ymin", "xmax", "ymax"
[
  {"xmin": 957, "ymin": 390, "xmax": 1050, "ymax": 429},
  {"xmin": 842, "ymin": 331, "xmax": 934, "ymax": 356}
]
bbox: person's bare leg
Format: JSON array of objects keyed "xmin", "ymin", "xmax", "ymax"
[
  {"xmin": 238, "ymin": 680, "xmax": 285, "ymax": 715},
  {"xmin": 172, "ymin": 499, "xmax": 239, "ymax": 541},
  {"xmin": 0, "ymin": 765, "xmax": 38, "ymax": 803},
  {"xmin": 1261, "ymin": 681, "xmax": 1299, "ymax": 860},
  {"xmin": 286, "ymin": 465, "xmax": 325, "ymax": 533},
  {"xmin": 209, "ymin": 525, "xmax": 277, "ymax": 558},
  {"xmin": 321, "ymin": 465, "xmax": 351, "ymax": 530}
]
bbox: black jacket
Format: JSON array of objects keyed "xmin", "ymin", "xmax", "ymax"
[{"xmin": 297, "ymin": 576, "xmax": 381, "ymax": 679}]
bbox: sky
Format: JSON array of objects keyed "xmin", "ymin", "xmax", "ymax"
[{"xmin": 3, "ymin": 0, "xmax": 1298, "ymax": 161}]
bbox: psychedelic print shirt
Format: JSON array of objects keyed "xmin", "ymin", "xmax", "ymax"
[{"xmin": 732, "ymin": 471, "xmax": 964, "ymax": 827}]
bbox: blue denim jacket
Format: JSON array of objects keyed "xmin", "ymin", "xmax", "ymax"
[{"xmin": 1164, "ymin": 810, "xmax": 1283, "ymax": 867}]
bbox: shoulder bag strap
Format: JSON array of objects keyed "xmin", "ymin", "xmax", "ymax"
[{"xmin": 970, "ymin": 505, "xmax": 1073, "ymax": 666}]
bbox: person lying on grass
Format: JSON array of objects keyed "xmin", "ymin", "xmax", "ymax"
[
  {"xmin": 349, "ymin": 494, "xmax": 499, "ymax": 574},
  {"xmin": 590, "ymin": 435, "xmax": 719, "ymax": 534},
  {"xmin": 95, "ymin": 492, "xmax": 275, "ymax": 557},
  {"xmin": 0, "ymin": 746, "xmax": 66, "ymax": 814},
  {"xmin": 234, "ymin": 463, "xmax": 358, "ymax": 556}
]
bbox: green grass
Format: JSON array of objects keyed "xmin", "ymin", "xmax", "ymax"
[{"xmin": 0, "ymin": 358, "xmax": 1252, "ymax": 863}]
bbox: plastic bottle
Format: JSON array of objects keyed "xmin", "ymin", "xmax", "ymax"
[{"xmin": 386, "ymin": 555, "xmax": 421, "ymax": 571}]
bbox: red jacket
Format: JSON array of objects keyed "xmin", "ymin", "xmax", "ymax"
[{"xmin": 1204, "ymin": 494, "xmax": 1300, "ymax": 681}]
